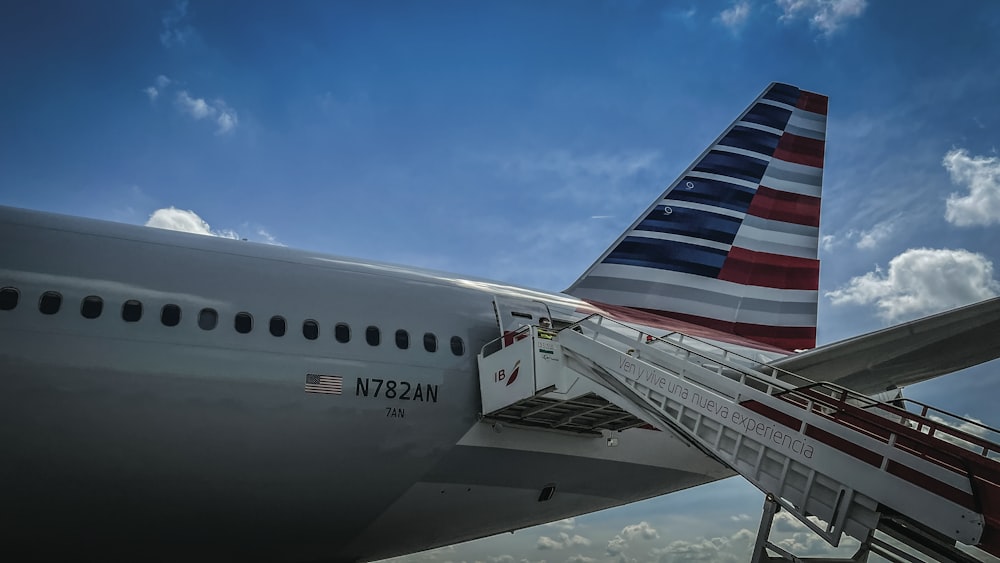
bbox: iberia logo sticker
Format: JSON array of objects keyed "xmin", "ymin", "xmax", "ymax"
[{"xmin": 507, "ymin": 360, "xmax": 520, "ymax": 386}]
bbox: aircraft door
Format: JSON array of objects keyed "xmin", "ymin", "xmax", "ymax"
[{"xmin": 492, "ymin": 296, "xmax": 553, "ymax": 337}]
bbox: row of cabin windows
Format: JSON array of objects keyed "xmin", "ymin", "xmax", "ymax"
[{"xmin": 0, "ymin": 287, "xmax": 465, "ymax": 356}]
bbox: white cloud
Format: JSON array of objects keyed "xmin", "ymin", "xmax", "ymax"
[
  {"xmin": 176, "ymin": 91, "xmax": 239, "ymax": 134},
  {"xmin": 718, "ymin": 1, "xmax": 751, "ymax": 31},
  {"xmin": 730, "ymin": 514, "xmax": 752, "ymax": 522},
  {"xmin": 544, "ymin": 518, "xmax": 576, "ymax": 531},
  {"xmin": 177, "ymin": 90, "xmax": 214, "ymax": 119},
  {"xmin": 776, "ymin": 0, "xmax": 867, "ymax": 35},
  {"xmin": 826, "ymin": 248, "xmax": 1000, "ymax": 322},
  {"xmin": 143, "ymin": 75, "xmax": 172, "ymax": 102},
  {"xmin": 255, "ymin": 228, "xmax": 282, "ymax": 246},
  {"xmin": 565, "ymin": 556, "xmax": 597, "ymax": 563},
  {"xmin": 536, "ymin": 537, "xmax": 562, "ymax": 550},
  {"xmin": 853, "ymin": 217, "xmax": 896, "ymax": 249},
  {"xmin": 819, "ymin": 215, "xmax": 899, "ymax": 252},
  {"xmin": 535, "ymin": 533, "xmax": 591, "ymax": 551},
  {"xmin": 606, "ymin": 535, "xmax": 628, "ymax": 556},
  {"xmin": 144, "ymin": 207, "xmax": 281, "ymax": 246},
  {"xmin": 214, "ymin": 100, "xmax": 240, "ymax": 134},
  {"xmin": 772, "ymin": 511, "xmax": 809, "ymax": 533},
  {"xmin": 651, "ymin": 529, "xmax": 754, "ymax": 563},
  {"xmin": 160, "ymin": 0, "xmax": 195, "ymax": 47},
  {"xmin": 146, "ymin": 207, "xmax": 231, "ymax": 237},
  {"xmin": 943, "ymin": 148, "xmax": 1000, "ymax": 227},
  {"xmin": 621, "ymin": 521, "xmax": 660, "ymax": 541}
]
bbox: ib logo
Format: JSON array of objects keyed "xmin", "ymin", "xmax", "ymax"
[{"xmin": 494, "ymin": 360, "xmax": 520, "ymax": 387}]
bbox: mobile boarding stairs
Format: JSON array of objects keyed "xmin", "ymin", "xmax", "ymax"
[{"xmin": 477, "ymin": 315, "xmax": 1000, "ymax": 563}]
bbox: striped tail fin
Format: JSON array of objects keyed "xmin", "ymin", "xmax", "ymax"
[{"xmin": 566, "ymin": 82, "xmax": 827, "ymax": 352}]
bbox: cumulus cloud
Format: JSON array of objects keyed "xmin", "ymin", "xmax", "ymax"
[
  {"xmin": 718, "ymin": 1, "xmax": 751, "ymax": 31},
  {"xmin": 772, "ymin": 511, "xmax": 809, "ymax": 533},
  {"xmin": 146, "ymin": 207, "xmax": 236, "ymax": 238},
  {"xmin": 544, "ymin": 518, "xmax": 576, "ymax": 531},
  {"xmin": 621, "ymin": 521, "xmax": 660, "ymax": 541},
  {"xmin": 776, "ymin": 0, "xmax": 867, "ymax": 35},
  {"xmin": 535, "ymin": 532, "xmax": 591, "ymax": 550},
  {"xmin": 606, "ymin": 535, "xmax": 628, "ymax": 556},
  {"xmin": 160, "ymin": 0, "xmax": 195, "ymax": 47},
  {"xmin": 774, "ymin": 531, "xmax": 845, "ymax": 557},
  {"xmin": 565, "ymin": 556, "xmax": 597, "ymax": 563},
  {"xmin": 144, "ymin": 207, "xmax": 281, "ymax": 245},
  {"xmin": 604, "ymin": 521, "xmax": 658, "ymax": 557},
  {"xmin": 176, "ymin": 91, "xmax": 239, "ymax": 134},
  {"xmin": 943, "ymin": 148, "xmax": 1000, "ymax": 227},
  {"xmin": 651, "ymin": 529, "xmax": 754, "ymax": 563},
  {"xmin": 826, "ymin": 248, "xmax": 1000, "ymax": 322}
]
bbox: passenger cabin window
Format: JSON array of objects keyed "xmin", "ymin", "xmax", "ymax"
[
  {"xmin": 161, "ymin": 304, "xmax": 181, "ymax": 327},
  {"xmin": 81, "ymin": 296, "xmax": 103, "ymax": 319},
  {"xmin": 122, "ymin": 300, "xmax": 142, "ymax": 322},
  {"xmin": 269, "ymin": 316, "xmax": 286, "ymax": 337},
  {"xmin": 366, "ymin": 326, "xmax": 380, "ymax": 346},
  {"xmin": 335, "ymin": 323, "xmax": 350, "ymax": 343},
  {"xmin": 303, "ymin": 319, "xmax": 319, "ymax": 340},
  {"xmin": 0, "ymin": 287, "xmax": 19, "ymax": 310},
  {"xmin": 423, "ymin": 332, "xmax": 437, "ymax": 353},
  {"xmin": 39, "ymin": 291, "xmax": 62, "ymax": 315},
  {"xmin": 235, "ymin": 312, "xmax": 253, "ymax": 334},
  {"xmin": 450, "ymin": 336, "xmax": 465, "ymax": 356},
  {"xmin": 395, "ymin": 329, "xmax": 409, "ymax": 350},
  {"xmin": 198, "ymin": 308, "xmax": 218, "ymax": 330}
]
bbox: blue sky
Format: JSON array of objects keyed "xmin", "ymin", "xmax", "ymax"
[{"xmin": 3, "ymin": 1, "xmax": 1000, "ymax": 561}]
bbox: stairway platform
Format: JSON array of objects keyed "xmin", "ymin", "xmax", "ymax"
[{"xmin": 483, "ymin": 391, "xmax": 647, "ymax": 435}]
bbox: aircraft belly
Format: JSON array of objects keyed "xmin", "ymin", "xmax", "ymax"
[
  {"xmin": 0, "ymin": 329, "xmax": 476, "ymax": 562},
  {"xmin": 347, "ymin": 424, "xmax": 733, "ymax": 561}
]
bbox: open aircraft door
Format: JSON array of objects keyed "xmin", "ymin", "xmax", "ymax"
[{"xmin": 492, "ymin": 296, "xmax": 552, "ymax": 336}]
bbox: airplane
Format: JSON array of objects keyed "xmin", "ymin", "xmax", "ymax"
[{"xmin": 2, "ymin": 82, "xmax": 999, "ymax": 563}]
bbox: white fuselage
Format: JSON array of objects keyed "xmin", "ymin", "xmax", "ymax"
[{"xmin": 0, "ymin": 206, "xmax": 734, "ymax": 562}]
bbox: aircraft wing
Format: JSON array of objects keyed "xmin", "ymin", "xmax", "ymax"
[{"xmin": 768, "ymin": 297, "xmax": 1000, "ymax": 395}]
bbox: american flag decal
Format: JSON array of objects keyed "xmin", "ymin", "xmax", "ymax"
[{"xmin": 305, "ymin": 373, "xmax": 343, "ymax": 395}]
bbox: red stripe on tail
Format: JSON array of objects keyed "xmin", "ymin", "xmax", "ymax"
[
  {"xmin": 718, "ymin": 247, "xmax": 819, "ymax": 290},
  {"xmin": 773, "ymin": 133, "xmax": 825, "ymax": 169},
  {"xmin": 746, "ymin": 186, "xmax": 821, "ymax": 227},
  {"xmin": 796, "ymin": 91, "xmax": 829, "ymax": 115}
]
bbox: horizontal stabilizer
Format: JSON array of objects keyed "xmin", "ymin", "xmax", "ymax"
[{"xmin": 770, "ymin": 297, "xmax": 1000, "ymax": 394}]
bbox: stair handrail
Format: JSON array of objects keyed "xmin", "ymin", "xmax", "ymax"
[{"xmin": 574, "ymin": 314, "xmax": 1000, "ymax": 460}]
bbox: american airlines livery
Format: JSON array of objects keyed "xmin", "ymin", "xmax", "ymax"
[{"xmin": 3, "ymin": 83, "xmax": 1000, "ymax": 563}]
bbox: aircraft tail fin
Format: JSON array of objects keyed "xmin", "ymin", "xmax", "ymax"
[{"xmin": 566, "ymin": 82, "xmax": 828, "ymax": 352}]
